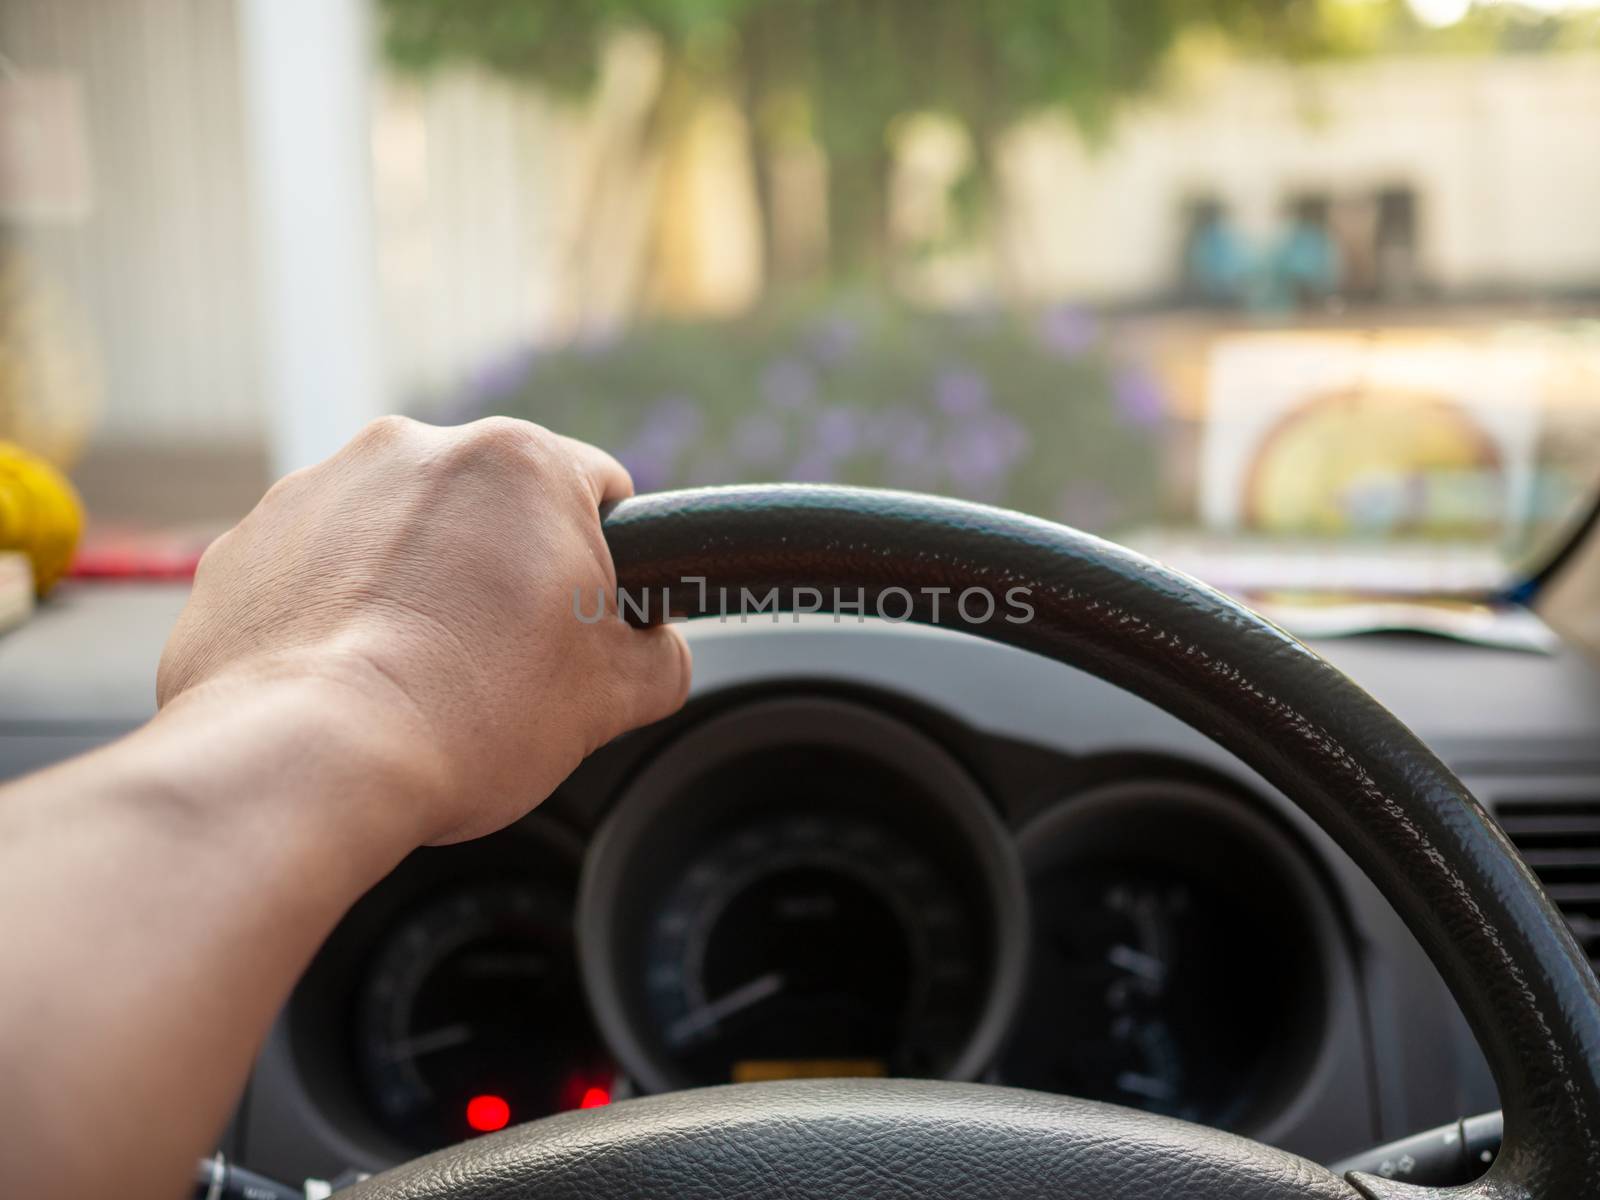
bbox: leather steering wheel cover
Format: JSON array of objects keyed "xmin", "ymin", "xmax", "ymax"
[{"xmin": 353, "ymin": 484, "xmax": 1600, "ymax": 1200}]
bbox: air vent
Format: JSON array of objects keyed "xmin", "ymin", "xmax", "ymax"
[{"xmin": 1496, "ymin": 799, "xmax": 1600, "ymax": 975}]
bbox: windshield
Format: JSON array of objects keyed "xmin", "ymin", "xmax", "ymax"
[{"xmin": 3, "ymin": 0, "xmax": 1600, "ymax": 598}]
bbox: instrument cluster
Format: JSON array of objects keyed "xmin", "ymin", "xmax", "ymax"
[{"xmin": 291, "ymin": 696, "xmax": 1339, "ymax": 1161}]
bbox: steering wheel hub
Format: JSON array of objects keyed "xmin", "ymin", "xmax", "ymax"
[{"xmin": 350, "ymin": 1079, "xmax": 1352, "ymax": 1199}]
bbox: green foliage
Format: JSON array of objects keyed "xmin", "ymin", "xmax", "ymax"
[
  {"xmin": 379, "ymin": 0, "xmax": 753, "ymax": 94},
  {"xmin": 376, "ymin": 0, "xmax": 1599, "ymax": 284},
  {"xmin": 378, "ymin": 0, "xmax": 1293, "ymax": 131},
  {"xmin": 381, "ymin": 0, "xmax": 605, "ymax": 94},
  {"xmin": 378, "ymin": 0, "xmax": 1600, "ymax": 130}
]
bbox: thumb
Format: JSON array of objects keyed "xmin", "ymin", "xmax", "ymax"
[{"xmin": 608, "ymin": 620, "xmax": 693, "ymax": 733}]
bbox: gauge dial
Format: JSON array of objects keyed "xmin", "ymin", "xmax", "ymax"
[
  {"xmin": 356, "ymin": 881, "xmax": 613, "ymax": 1150},
  {"xmin": 578, "ymin": 698, "xmax": 1028, "ymax": 1097},
  {"xmin": 640, "ymin": 813, "xmax": 985, "ymax": 1086},
  {"xmin": 1000, "ymin": 866, "xmax": 1266, "ymax": 1122},
  {"xmin": 1000, "ymin": 781, "xmax": 1329, "ymax": 1130}
]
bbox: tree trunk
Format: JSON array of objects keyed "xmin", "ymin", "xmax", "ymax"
[
  {"xmin": 826, "ymin": 144, "xmax": 891, "ymax": 285},
  {"xmin": 971, "ymin": 125, "xmax": 1024, "ymax": 305},
  {"xmin": 740, "ymin": 70, "xmax": 780, "ymax": 294}
]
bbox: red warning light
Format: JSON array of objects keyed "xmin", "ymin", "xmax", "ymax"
[
  {"xmin": 578, "ymin": 1085, "xmax": 612, "ymax": 1109},
  {"xmin": 465, "ymin": 1094, "xmax": 511, "ymax": 1133}
]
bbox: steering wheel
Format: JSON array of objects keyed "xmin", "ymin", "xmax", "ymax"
[{"xmin": 347, "ymin": 486, "xmax": 1600, "ymax": 1200}]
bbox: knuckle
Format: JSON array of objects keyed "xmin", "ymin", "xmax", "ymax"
[
  {"xmin": 432, "ymin": 420, "xmax": 594, "ymax": 506},
  {"xmin": 446, "ymin": 416, "xmax": 546, "ymax": 472},
  {"xmin": 471, "ymin": 415, "xmax": 542, "ymax": 453},
  {"xmin": 355, "ymin": 414, "xmax": 419, "ymax": 451}
]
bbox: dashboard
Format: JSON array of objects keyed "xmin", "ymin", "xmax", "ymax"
[{"xmin": 5, "ymin": 585, "xmax": 1600, "ymax": 1183}]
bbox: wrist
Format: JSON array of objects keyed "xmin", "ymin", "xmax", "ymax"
[{"xmin": 147, "ymin": 668, "xmax": 446, "ymax": 871}]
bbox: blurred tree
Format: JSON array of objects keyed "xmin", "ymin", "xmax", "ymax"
[{"xmin": 376, "ymin": 0, "xmax": 1596, "ymax": 296}]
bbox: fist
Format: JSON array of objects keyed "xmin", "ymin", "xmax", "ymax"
[{"xmin": 157, "ymin": 416, "xmax": 691, "ymax": 844}]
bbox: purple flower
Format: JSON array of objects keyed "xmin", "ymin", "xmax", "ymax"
[
  {"xmin": 1112, "ymin": 366, "xmax": 1165, "ymax": 429},
  {"xmin": 618, "ymin": 447, "xmax": 671, "ymax": 493},
  {"xmin": 638, "ymin": 394, "xmax": 703, "ymax": 443},
  {"xmin": 571, "ymin": 323, "xmax": 623, "ymax": 357},
  {"xmin": 761, "ymin": 359, "xmax": 818, "ymax": 411},
  {"xmin": 888, "ymin": 429, "xmax": 935, "ymax": 466},
  {"xmin": 812, "ymin": 407, "xmax": 863, "ymax": 458},
  {"xmin": 787, "ymin": 452, "xmax": 839, "ymax": 483},
  {"xmin": 731, "ymin": 413, "xmax": 787, "ymax": 468},
  {"xmin": 464, "ymin": 345, "xmax": 539, "ymax": 408},
  {"xmin": 618, "ymin": 395, "xmax": 704, "ymax": 491},
  {"xmin": 688, "ymin": 458, "xmax": 738, "ymax": 487},
  {"xmin": 1056, "ymin": 481, "xmax": 1118, "ymax": 532},
  {"xmin": 879, "ymin": 410, "xmax": 939, "ymax": 489},
  {"xmin": 934, "ymin": 369, "xmax": 990, "ymax": 418},
  {"xmin": 862, "ymin": 405, "xmax": 924, "ymax": 451},
  {"xmin": 1036, "ymin": 306, "xmax": 1098, "ymax": 359},
  {"xmin": 807, "ymin": 313, "xmax": 862, "ymax": 365},
  {"xmin": 942, "ymin": 411, "xmax": 1028, "ymax": 500}
]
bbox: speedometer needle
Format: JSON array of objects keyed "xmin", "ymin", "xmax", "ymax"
[
  {"xmin": 667, "ymin": 973, "xmax": 785, "ymax": 1046},
  {"xmin": 383, "ymin": 1023, "xmax": 474, "ymax": 1063},
  {"xmin": 1108, "ymin": 943, "xmax": 1167, "ymax": 984}
]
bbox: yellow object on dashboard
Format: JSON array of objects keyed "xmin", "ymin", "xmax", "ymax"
[{"xmin": 0, "ymin": 441, "xmax": 82, "ymax": 595}]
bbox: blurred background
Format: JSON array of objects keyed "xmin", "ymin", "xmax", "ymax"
[{"xmin": 2, "ymin": 0, "xmax": 1600, "ymax": 634}]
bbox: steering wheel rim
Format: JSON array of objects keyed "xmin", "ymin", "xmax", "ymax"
[{"xmin": 350, "ymin": 484, "xmax": 1600, "ymax": 1200}]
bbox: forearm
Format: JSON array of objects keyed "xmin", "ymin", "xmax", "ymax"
[
  {"xmin": 0, "ymin": 417, "xmax": 688, "ymax": 1197},
  {"xmin": 0, "ymin": 678, "xmax": 430, "ymax": 1199}
]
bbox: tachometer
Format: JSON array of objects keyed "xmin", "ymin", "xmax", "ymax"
[{"xmin": 356, "ymin": 880, "xmax": 613, "ymax": 1150}]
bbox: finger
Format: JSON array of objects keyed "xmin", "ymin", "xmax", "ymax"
[
  {"xmin": 607, "ymin": 621, "xmax": 693, "ymax": 733},
  {"xmin": 555, "ymin": 433, "xmax": 634, "ymax": 506}
]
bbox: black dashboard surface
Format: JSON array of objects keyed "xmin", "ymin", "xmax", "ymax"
[{"xmin": 4, "ymin": 583, "xmax": 1599, "ymax": 1181}]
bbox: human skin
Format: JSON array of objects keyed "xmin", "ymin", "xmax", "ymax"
[{"xmin": 0, "ymin": 417, "xmax": 691, "ymax": 1199}]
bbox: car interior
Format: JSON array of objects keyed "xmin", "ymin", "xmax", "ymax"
[
  {"xmin": 5, "ymin": 498, "xmax": 1600, "ymax": 1196},
  {"xmin": 3, "ymin": 2, "xmax": 1600, "ymax": 1199}
]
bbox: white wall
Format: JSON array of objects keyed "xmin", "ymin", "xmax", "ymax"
[{"xmin": 1, "ymin": 0, "xmax": 261, "ymax": 447}]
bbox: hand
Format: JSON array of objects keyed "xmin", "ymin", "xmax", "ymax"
[{"xmin": 156, "ymin": 416, "xmax": 691, "ymax": 845}]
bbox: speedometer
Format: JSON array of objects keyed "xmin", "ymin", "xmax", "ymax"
[
  {"xmin": 578, "ymin": 697, "xmax": 1028, "ymax": 1095},
  {"xmin": 641, "ymin": 813, "xmax": 984, "ymax": 1086}
]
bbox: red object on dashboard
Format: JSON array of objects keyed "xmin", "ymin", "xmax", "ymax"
[{"xmin": 68, "ymin": 525, "xmax": 213, "ymax": 581}]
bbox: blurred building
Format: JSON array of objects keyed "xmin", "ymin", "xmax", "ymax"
[{"xmin": 994, "ymin": 53, "xmax": 1600, "ymax": 308}]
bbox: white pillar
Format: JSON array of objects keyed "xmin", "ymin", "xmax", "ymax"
[{"xmin": 238, "ymin": 0, "xmax": 385, "ymax": 478}]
